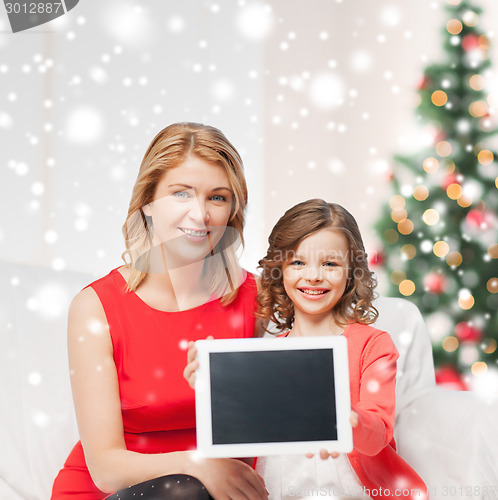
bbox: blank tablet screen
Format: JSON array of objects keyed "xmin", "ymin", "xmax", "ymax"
[
  {"xmin": 209, "ymin": 349, "xmax": 337, "ymax": 445},
  {"xmin": 195, "ymin": 336, "xmax": 352, "ymax": 457}
]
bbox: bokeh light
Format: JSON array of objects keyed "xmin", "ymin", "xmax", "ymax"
[
  {"xmin": 477, "ymin": 149, "xmax": 493, "ymax": 165},
  {"xmin": 458, "ymin": 289, "xmax": 475, "ymax": 310},
  {"xmin": 431, "ymin": 90, "xmax": 448, "ymax": 107},
  {"xmin": 433, "ymin": 240, "xmax": 450, "ymax": 258},
  {"xmin": 442, "ymin": 336, "xmax": 459, "ymax": 352},
  {"xmin": 423, "ymin": 209, "xmax": 440, "ymax": 225},
  {"xmin": 398, "ymin": 219, "xmax": 414, "ymax": 235},
  {"xmin": 413, "ymin": 185, "xmax": 429, "ymax": 201},
  {"xmin": 487, "ymin": 278, "xmax": 498, "ymax": 293},
  {"xmin": 399, "ymin": 279, "xmax": 416, "ymax": 296},
  {"xmin": 469, "ymin": 100, "xmax": 487, "ymax": 117},
  {"xmin": 446, "ymin": 183, "xmax": 462, "ymax": 199},
  {"xmin": 423, "ymin": 157, "xmax": 439, "ymax": 173},
  {"xmin": 446, "ymin": 19, "xmax": 463, "ymax": 35},
  {"xmin": 401, "ymin": 244, "xmax": 417, "ymax": 260},
  {"xmin": 447, "ymin": 251, "xmax": 463, "ymax": 267}
]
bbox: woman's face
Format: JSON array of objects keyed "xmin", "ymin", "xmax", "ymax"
[{"xmin": 144, "ymin": 154, "xmax": 233, "ymax": 267}]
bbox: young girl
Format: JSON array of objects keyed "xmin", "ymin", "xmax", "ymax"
[{"xmin": 253, "ymin": 198, "xmax": 428, "ymax": 499}]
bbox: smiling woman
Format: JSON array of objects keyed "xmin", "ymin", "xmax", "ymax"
[
  {"xmin": 50, "ymin": 123, "xmax": 268, "ymax": 500},
  {"xmin": 122, "ymin": 123, "xmax": 248, "ymax": 306},
  {"xmin": 142, "ymin": 156, "xmax": 233, "ymax": 272}
]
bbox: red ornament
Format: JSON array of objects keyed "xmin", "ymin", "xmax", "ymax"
[
  {"xmin": 441, "ymin": 173, "xmax": 461, "ymax": 189},
  {"xmin": 466, "ymin": 209, "xmax": 487, "ymax": 229},
  {"xmin": 369, "ymin": 250, "xmax": 384, "ymax": 267},
  {"xmin": 423, "ymin": 272, "xmax": 447, "ymax": 294},
  {"xmin": 417, "ymin": 75, "xmax": 430, "ymax": 90},
  {"xmin": 455, "ymin": 322, "xmax": 483, "ymax": 342},
  {"xmin": 434, "ymin": 130, "xmax": 447, "ymax": 143},
  {"xmin": 435, "ymin": 365, "xmax": 468, "ymax": 391},
  {"xmin": 462, "ymin": 34, "xmax": 480, "ymax": 52}
]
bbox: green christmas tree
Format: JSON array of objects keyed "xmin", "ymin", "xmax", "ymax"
[{"xmin": 374, "ymin": 0, "xmax": 498, "ymax": 386}]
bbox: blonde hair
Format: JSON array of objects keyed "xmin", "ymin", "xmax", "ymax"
[
  {"xmin": 122, "ymin": 122, "xmax": 247, "ymax": 304},
  {"xmin": 256, "ymin": 199, "xmax": 378, "ymax": 331}
]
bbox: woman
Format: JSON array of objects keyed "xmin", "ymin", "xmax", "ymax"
[{"xmin": 51, "ymin": 123, "xmax": 268, "ymax": 500}]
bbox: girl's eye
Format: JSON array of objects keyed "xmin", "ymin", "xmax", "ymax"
[
  {"xmin": 324, "ymin": 261, "xmax": 339, "ymax": 267},
  {"xmin": 289, "ymin": 260, "xmax": 304, "ymax": 266}
]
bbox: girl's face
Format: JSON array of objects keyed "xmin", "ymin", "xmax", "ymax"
[
  {"xmin": 282, "ymin": 228, "xmax": 350, "ymax": 322},
  {"xmin": 144, "ymin": 155, "xmax": 233, "ymax": 266}
]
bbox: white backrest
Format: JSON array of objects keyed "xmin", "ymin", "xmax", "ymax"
[
  {"xmin": 0, "ymin": 261, "xmax": 93, "ymax": 499},
  {"xmin": 372, "ymin": 295, "xmax": 436, "ymax": 415}
]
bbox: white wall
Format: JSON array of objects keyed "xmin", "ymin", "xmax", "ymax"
[
  {"xmin": 260, "ymin": 0, "xmax": 498, "ymax": 292},
  {"xmin": 1, "ymin": 0, "xmax": 497, "ymax": 286}
]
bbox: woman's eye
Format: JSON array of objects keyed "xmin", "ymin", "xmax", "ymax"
[
  {"xmin": 173, "ymin": 191, "xmax": 191, "ymax": 199},
  {"xmin": 210, "ymin": 194, "xmax": 227, "ymax": 202}
]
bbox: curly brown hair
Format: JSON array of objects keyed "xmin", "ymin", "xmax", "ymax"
[{"xmin": 256, "ymin": 199, "xmax": 378, "ymax": 332}]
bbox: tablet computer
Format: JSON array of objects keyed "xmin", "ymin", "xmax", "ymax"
[{"xmin": 195, "ymin": 336, "xmax": 352, "ymax": 458}]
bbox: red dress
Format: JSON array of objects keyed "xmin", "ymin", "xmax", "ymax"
[{"xmin": 51, "ymin": 268, "xmax": 258, "ymax": 499}]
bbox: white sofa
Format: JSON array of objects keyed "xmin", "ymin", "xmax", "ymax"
[{"xmin": 1, "ymin": 261, "xmax": 497, "ymax": 500}]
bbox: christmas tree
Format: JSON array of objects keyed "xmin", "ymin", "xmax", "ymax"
[{"xmin": 374, "ymin": 0, "xmax": 498, "ymax": 387}]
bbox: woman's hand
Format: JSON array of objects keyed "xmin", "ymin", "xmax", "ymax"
[
  {"xmin": 183, "ymin": 336, "xmax": 214, "ymax": 389},
  {"xmin": 191, "ymin": 457, "xmax": 268, "ymax": 500},
  {"xmin": 306, "ymin": 411, "xmax": 359, "ymax": 460}
]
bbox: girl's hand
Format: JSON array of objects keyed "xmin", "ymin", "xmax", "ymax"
[
  {"xmin": 191, "ymin": 457, "xmax": 268, "ymax": 500},
  {"xmin": 183, "ymin": 336, "xmax": 213, "ymax": 389},
  {"xmin": 305, "ymin": 411, "xmax": 359, "ymax": 460}
]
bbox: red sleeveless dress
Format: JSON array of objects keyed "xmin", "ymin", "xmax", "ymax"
[{"xmin": 51, "ymin": 268, "xmax": 258, "ymax": 499}]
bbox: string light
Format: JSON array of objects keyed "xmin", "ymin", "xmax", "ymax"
[
  {"xmin": 413, "ymin": 185, "xmax": 429, "ymax": 201},
  {"xmin": 446, "ymin": 19, "xmax": 463, "ymax": 35},
  {"xmin": 478, "ymin": 35, "xmax": 490, "ymax": 50},
  {"xmin": 442, "ymin": 336, "xmax": 459, "ymax": 352},
  {"xmin": 488, "ymin": 244, "xmax": 498, "ymax": 259},
  {"xmin": 431, "ymin": 90, "xmax": 448, "ymax": 107},
  {"xmin": 383, "ymin": 229, "xmax": 399, "ymax": 244},
  {"xmin": 423, "ymin": 208, "xmax": 440, "ymax": 225},
  {"xmin": 477, "ymin": 149, "xmax": 493, "ymax": 165},
  {"xmin": 390, "ymin": 270, "xmax": 406, "ymax": 285},
  {"xmin": 442, "ymin": 159, "xmax": 456, "ymax": 174},
  {"xmin": 462, "ymin": 10, "xmax": 479, "ymax": 27},
  {"xmin": 469, "ymin": 100, "xmax": 487, "ymax": 118},
  {"xmin": 482, "ymin": 339, "xmax": 497, "ymax": 354},
  {"xmin": 398, "ymin": 219, "xmax": 414, "ymax": 235},
  {"xmin": 447, "ymin": 183, "xmax": 462, "ymax": 200},
  {"xmin": 458, "ymin": 289, "xmax": 475, "ymax": 309},
  {"xmin": 436, "ymin": 141, "xmax": 452, "ymax": 157},
  {"xmin": 423, "ymin": 157, "xmax": 439, "ymax": 173},
  {"xmin": 471, "ymin": 361, "xmax": 487, "ymax": 376},
  {"xmin": 469, "ymin": 74, "xmax": 484, "ymax": 90},
  {"xmin": 389, "ymin": 195, "xmax": 406, "ymax": 209},
  {"xmin": 401, "ymin": 244, "xmax": 417, "ymax": 260},
  {"xmin": 391, "ymin": 208, "xmax": 408, "ymax": 223},
  {"xmin": 487, "ymin": 278, "xmax": 498, "ymax": 293},
  {"xmin": 399, "ymin": 279, "xmax": 416, "ymax": 296},
  {"xmin": 457, "ymin": 196, "xmax": 472, "ymax": 208},
  {"xmin": 447, "ymin": 251, "xmax": 463, "ymax": 267},
  {"xmin": 433, "ymin": 240, "xmax": 450, "ymax": 258}
]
